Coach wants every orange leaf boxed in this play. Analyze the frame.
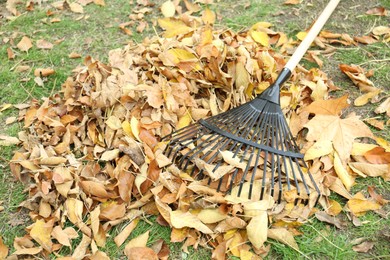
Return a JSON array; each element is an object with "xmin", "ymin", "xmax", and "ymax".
[
  {"xmin": 302, "ymin": 95, "xmax": 349, "ymax": 116},
  {"xmin": 34, "ymin": 68, "xmax": 55, "ymax": 77},
  {"xmin": 0, "ymin": 236, "xmax": 8, "ymax": 259},
  {"xmin": 366, "ymin": 7, "xmax": 388, "ymax": 16},
  {"xmin": 364, "ymin": 147, "xmax": 390, "ymax": 164},
  {"xmin": 7, "ymin": 47, "xmax": 15, "ymax": 59}
]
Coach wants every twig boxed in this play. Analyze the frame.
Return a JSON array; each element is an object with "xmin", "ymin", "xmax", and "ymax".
[
  {"xmin": 359, "ymin": 58, "xmax": 390, "ymax": 66},
  {"xmin": 307, "ymin": 224, "xmax": 344, "ymax": 251}
]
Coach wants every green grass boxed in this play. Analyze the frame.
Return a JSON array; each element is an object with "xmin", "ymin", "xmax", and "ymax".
[{"xmin": 1, "ymin": 0, "xmax": 390, "ymax": 259}]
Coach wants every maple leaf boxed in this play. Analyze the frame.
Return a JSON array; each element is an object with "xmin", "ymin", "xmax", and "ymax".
[
  {"xmin": 302, "ymin": 94, "xmax": 349, "ymax": 116},
  {"xmin": 304, "ymin": 114, "xmax": 374, "ymax": 163}
]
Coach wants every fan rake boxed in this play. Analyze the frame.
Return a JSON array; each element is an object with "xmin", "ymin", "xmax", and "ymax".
[{"xmin": 163, "ymin": 0, "xmax": 340, "ymax": 205}]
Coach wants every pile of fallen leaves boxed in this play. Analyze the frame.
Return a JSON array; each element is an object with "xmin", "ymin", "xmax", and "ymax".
[{"xmin": 1, "ymin": 1, "xmax": 390, "ymax": 259}]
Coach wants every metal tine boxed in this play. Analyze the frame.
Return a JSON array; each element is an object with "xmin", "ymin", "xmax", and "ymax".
[
  {"xmin": 165, "ymin": 124, "xmax": 202, "ymax": 157},
  {"xmin": 220, "ymin": 108, "xmax": 264, "ymax": 194},
  {"xmin": 273, "ymin": 112, "xmax": 283, "ymax": 204},
  {"xmin": 237, "ymin": 153, "xmax": 254, "ymax": 197},
  {"xmin": 175, "ymin": 106, "xmax": 249, "ymax": 169},
  {"xmin": 294, "ymin": 157, "xmax": 311, "ymax": 205},
  {"xmin": 246, "ymin": 103, "xmax": 273, "ymax": 199},
  {"xmin": 168, "ymin": 125, "xmax": 210, "ymax": 161}
]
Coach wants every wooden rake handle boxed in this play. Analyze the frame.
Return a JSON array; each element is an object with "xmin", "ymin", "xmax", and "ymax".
[{"xmin": 284, "ymin": 0, "xmax": 340, "ymax": 72}]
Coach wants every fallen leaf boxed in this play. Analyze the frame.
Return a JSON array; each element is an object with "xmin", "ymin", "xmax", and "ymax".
[
  {"xmin": 158, "ymin": 18, "xmax": 193, "ymax": 38},
  {"xmin": 334, "ymin": 150, "xmax": 355, "ymax": 191},
  {"xmin": 202, "ymin": 7, "xmax": 216, "ymax": 25},
  {"xmin": 268, "ymin": 228, "xmax": 299, "ymax": 251},
  {"xmin": 375, "ymin": 97, "xmax": 390, "ymax": 116},
  {"xmin": 100, "ymin": 149, "xmax": 120, "ymax": 161},
  {"xmin": 36, "ymin": 39, "xmax": 54, "ymax": 49},
  {"xmin": 363, "ymin": 147, "xmax": 390, "ymax": 164},
  {"xmin": 246, "ymin": 211, "xmax": 268, "ymax": 249},
  {"xmin": 315, "ymin": 211, "xmax": 347, "ymax": 229},
  {"xmin": 69, "ymin": 2, "xmax": 84, "ymax": 13},
  {"xmin": 347, "ymin": 192, "xmax": 381, "ymax": 216},
  {"xmin": 304, "ymin": 139, "xmax": 333, "ymax": 161},
  {"xmin": 7, "ymin": 47, "xmax": 15, "ymax": 59},
  {"xmin": 72, "ymin": 234, "xmax": 91, "ymax": 260},
  {"xmin": 161, "ymin": 0, "xmax": 175, "ymax": 18},
  {"xmin": 352, "ymin": 241, "xmax": 375, "ymax": 252},
  {"xmin": 170, "ymin": 210, "xmax": 213, "ymax": 234},
  {"xmin": 125, "ymin": 247, "xmax": 158, "ymax": 260},
  {"xmin": 0, "ymin": 236, "xmax": 8, "ymax": 259},
  {"xmin": 284, "ymin": 0, "xmax": 301, "ymax": 4},
  {"xmin": 12, "ymin": 247, "xmax": 42, "ymax": 256},
  {"xmin": 124, "ymin": 231, "xmax": 149, "ymax": 252},
  {"xmin": 366, "ymin": 7, "xmax": 387, "ymax": 16},
  {"xmin": 30, "ymin": 219, "xmax": 54, "ymax": 252},
  {"xmin": 69, "ymin": 52, "xmax": 82, "ymax": 58},
  {"xmin": 114, "ymin": 218, "xmax": 139, "ymax": 247},
  {"xmin": 197, "ymin": 208, "xmax": 227, "ymax": 224},
  {"xmin": 34, "ymin": 68, "xmax": 55, "ymax": 77},
  {"xmin": 302, "ymin": 95, "xmax": 349, "ymax": 116},
  {"xmin": 17, "ymin": 36, "xmax": 33, "ymax": 52},
  {"xmin": 304, "ymin": 114, "xmax": 374, "ymax": 164}
]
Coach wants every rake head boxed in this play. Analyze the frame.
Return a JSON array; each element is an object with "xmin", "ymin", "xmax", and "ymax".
[{"xmin": 163, "ymin": 82, "xmax": 321, "ymax": 206}]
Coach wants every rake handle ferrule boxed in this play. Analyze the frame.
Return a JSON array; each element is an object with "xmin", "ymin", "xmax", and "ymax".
[{"xmin": 256, "ymin": 68, "xmax": 291, "ymax": 104}]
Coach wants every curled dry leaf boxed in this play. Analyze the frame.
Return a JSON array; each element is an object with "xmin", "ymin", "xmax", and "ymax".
[
  {"xmin": 267, "ymin": 228, "xmax": 299, "ymax": 251},
  {"xmin": 170, "ymin": 210, "xmax": 213, "ymax": 234},
  {"xmin": 34, "ymin": 68, "xmax": 55, "ymax": 77},
  {"xmin": 246, "ymin": 211, "xmax": 268, "ymax": 249},
  {"xmin": 352, "ymin": 241, "xmax": 375, "ymax": 253},
  {"xmin": 366, "ymin": 6, "xmax": 388, "ymax": 16}
]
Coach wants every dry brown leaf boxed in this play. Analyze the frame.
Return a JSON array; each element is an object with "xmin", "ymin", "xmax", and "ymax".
[
  {"xmin": 158, "ymin": 18, "xmax": 193, "ymax": 38},
  {"xmin": 93, "ymin": 0, "xmax": 105, "ymax": 6},
  {"xmin": 69, "ymin": 52, "xmax": 82, "ymax": 58},
  {"xmin": 315, "ymin": 211, "xmax": 347, "ymax": 229},
  {"xmin": 302, "ymin": 95, "xmax": 349, "ymax": 116},
  {"xmin": 363, "ymin": 147, "xmax": 390, "ymax": 164},
  {"xmin": 124, "ymin": 231, "xmax": 150, "ymax": 253},
  {"xmin": 114, "ymin": 219, "xmax": 139, "ymax": 247},
  {"xmin": 36, "ymin": 39, "xmax": 54, "ymax": 49},
  {"xmin": 125, "ymin": 247, "xmax": 159, "ymax": 260},
  {"xmin": 375, "ymin": 97, "xmax": 390, "ymax": 116},
  {"xmin": 366, "ymin": 6, "xmax": 388, "ymax": 16},
  {"xmin": 72, "ymin": 234, "xmax": 91, "ymax": 260},
  {"xmin": 0, "ymin": 236, "xmax": 8, "ymax": 259},
  {"xmin": 12, "ymin": 247, "xmax": 42, "ymax": 256},
  {"xmin": 34, "ymin": 68, "xmax": 55, "ymax": 77},
  {"xmin": 69, "ymin": 2, "xmax": 84, "ymax": 13},
  {"xmin": 283, "ymin": 0, "xmax": 301, "ymax": 4},
  {"xmin": 202, "ymin": 7, "xmax": 216, "ymax": 25},
  {"xmin": 7, "ymin": 47, "xmax": 15, "ymax": 60},
  {"xmin": 17, "ymin": 36, "xmax": 33, "ymax": 52},
  {"xmin": 352, "ymin": 241, "xmax": 375, "ymax": 252},
  {"xmin": 305, "ymin": 114, "xmax": 374, "ymax": 164},
  {"xmin": 197, "ymin": 208, "xmax": 227, "ymax": 224}
]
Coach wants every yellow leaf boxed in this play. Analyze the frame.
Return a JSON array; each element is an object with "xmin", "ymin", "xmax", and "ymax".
[
  {"xmin": 197, "ymin": 209, "xmax": 227, "ymax": 224},
  {"xmin": 334, "ymin": 151, "xmax": 355, "ymax": 191},
  {"xmin": 296, "ymin": 31, "xmax": 307, "ymax": 41},
  {"xmin": 304, "ymin": 139, "xmax": 333, "ymax": 161},
  {"xmin": 170, "ymin": 210, "xmax": 213, "ymax": 234},
  {"xmin": 251, "ymin": 30, "xmax": 269, "ymax": 47},
  {"xmin": 251, "ymin": 22, "xmax": 273, "ymax": 30},
  {"xmin": 158, "ymin": 18, "xmax": 193, "ymax": 38},
  {"xmin": 177, "ymin": 109, "xmax": 192, "ymax": 129},
  {"xmin": 122, "ymin": 120, "xmax": 134, "ymax": 138},
  {"xmin": 347, "ymin": 192, "xmax": 381, "ymax": 216},
  {"xmin": 243, "ymin": 200, "xmax": 273, "ymax": 217},
  {"xmin": 349, "ymin": 162, "xmax": 388, "ymax": 178},
  {"xmin": 235, "ymin": 61, "xmax": 250, "ymax": 89},
  {"xmin": 161, "ymin": 0, "xmax": 175, "ymax": 18},
  {"xmin": 130, "ymin": 117, "xmax": 141, "ymax": 141},
  {"xmin": 268, "ymin": 228, "xmax": 299, "ymax": 251},
  {"xmin": 246, "ymin": 211, "xmax": 268, "ymax": 249},
  {"xmin": 202, "ymin": 7, "xmax": 216, "ymax": 24},
  {"xmin": 30, "ymin": 219, "xmax": 53, "ymax": 252},
  {"xmin": 327, "ymin": 199, "xmax": 343, "ymax": 216},
  {"xmin": 166, "ymin": 48, "xmax": 198, "ymax": 63},
  {"xmin": 354, "ymin": 89, "xmax": 381, "ymax": 106},
  {"xmin": 351, "ymin": 142, "xmax": 378, "ymax": 156}
]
